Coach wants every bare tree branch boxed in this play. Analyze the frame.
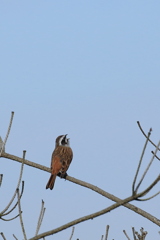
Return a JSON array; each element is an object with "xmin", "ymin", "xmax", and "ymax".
[
  {"xmin": 17, "ymin": 188, "xmax": 27, "ymax": 240},
  {"xmin": 0, "ymin": 137, "xmax": 5, "ymax": 157},
  {"xmin": 0, "ymin": 213, "xmax": 21, "ymax": 221},
  {"xmin": 0, "ymin": 174, "xmax": 3, "ymax": 187},
  {"xmin": 1, "ymin": 151, "xmax": 160, "ymax": 226},
  {"xmin": 13, "ymin": 234, "xmax": 18, "ymax": 240},
  {"xmin": 35, "ymin": 200, "xmax": 46, "ymax": 236},
  {"xmin": 132, "ymin": 227, "xmax": 137, "ymax": 240},
  {"xmin": 137, "ymin": 121, "xmax": 160, "ymax": 151},
  {"xmin": 135, "ymin": 141, "xmax": 160, "ymax": 194},
  {"xmin": 134, "ymin": 227, "xmax": 148, "ymax": 240},
  {"xmin": 132, "ymin": 128, "xmax": 151, "ymax": 194},
  {"xmin": 0, "ymin": 151, "xmax": 25, "ymax": 215},
  {"xmin": 136, "ymin": 175, "xmax": 160, "ymax": 199},
  {"xmin": 0, "ymin": 111, "xmax": 14, "ymax": 157},
  {"xmin": 2, "ymin": 181, "xmax": 24, "ymax": 217},
  {"xmin": 100, "ymin": 235, "xmax": 104, "ymax": 240},
  {"xmin": 69, "ymin": 227, "xmax": 75, "ymax": 240},
  {"xmin": 151, "ymin": 151, "xmax": 160, "ymax": 161},
  {"xmin": 28, "ymin": 179, "xmax": 160, "ymax": 240},
  {"xmin": 136, "ymin": 191, "xmax": 160, "ymax": 201},
  {"xmin": 104, "ymin": 225, "xmax": 109, "ymax": 240},
  {"xmin": 0, "ymin": 232, "xmax": 7, "ymax": 240},
  {"xmin": 1, "ymin": 152, "xmax": 49, "ymax": 172},
  {"xmin": 123, "ymin": 230, "xmax": 131, "ymax": 240}
]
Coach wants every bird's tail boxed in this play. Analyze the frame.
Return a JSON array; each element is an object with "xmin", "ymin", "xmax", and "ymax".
[{"xmin": 46, "ymin": 174, "xmax": 56, "ymax": 190}]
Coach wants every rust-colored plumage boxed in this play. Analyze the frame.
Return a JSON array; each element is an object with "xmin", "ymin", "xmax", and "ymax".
[{"xmin": 46, "ymin": 135, "xmax": 73, "ymax": 190}]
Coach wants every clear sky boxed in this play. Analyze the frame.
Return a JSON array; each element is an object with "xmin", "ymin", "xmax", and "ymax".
[{"xmin": 0, "ymin": 1, "xmax": 160, "ymax": 239}]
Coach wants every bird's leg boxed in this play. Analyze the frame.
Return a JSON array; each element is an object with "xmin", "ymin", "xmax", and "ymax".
[{"xmin": 58, "ymin": 172, "xmax": 68, "ymax": 179}]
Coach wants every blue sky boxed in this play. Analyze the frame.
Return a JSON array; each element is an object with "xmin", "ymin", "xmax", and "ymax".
[{"xmin": 0, "ymin": 1, "xmax": 160, "ymax": 239}]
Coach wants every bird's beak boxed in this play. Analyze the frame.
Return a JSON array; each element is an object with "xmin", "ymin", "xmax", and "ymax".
[{"xmin": 64, "ymin": 134, "xmax": 68, "ymax": 143}]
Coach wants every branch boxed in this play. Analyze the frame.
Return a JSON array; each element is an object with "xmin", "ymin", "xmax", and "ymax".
[
  {"xmin": 69, "ymin": 227, "xmax": 75, "ymax": 240},
  {"xmin": 28, "ymin": 182, "xmax": 159, "ymax": 240},
  {"xmin": 151, "ymin": 151, "xmax": 160, "ymax": 161},
  {"xmin": 132, "ymin": 128, "xmax": 152, "ymax": 194},
  {"xmin": 1, "ymin": 152, "xmax": 50, "ymax": 172},
  {"xmin": 0, "ymin": 213, "xmax": 21, "ymax": 221},
  {"xmin": 2, "ymin": 181, "xmax": 24, "ymax": 217},
  {"xmin": 0, "ymin": 174, "xmax": 3, "ymax": 187},
  {"xmin": 132, "ymin": 227, "xmax": 136, "ymax": 240},
  {"xmin": 134, "ymin": 227, "xmax": 148, "ymax": 239},
  {"xmin": 1, "ymin": 152, "xmax": 160, "ymax": 226},
  {"xmin": 17, "ymin": 188, "xmax": 27, "ymax": 240},
  {"xmin": 123, "ymin": 230, "xmax": 131, "ymax": 240},
  {"xmin": 104, "ymin": 225, "xmax": 109, "ymax": 240},
  {"xmin": 135, "ymin": 141, "xmax": 160, "ymax": 194},
  {"xmin": 13, "ymin": 234, "xmax": 18, "ymax": 240},
  {"xmin": 0, "ymin": 111, "xmax": 14, "ymax": 156},
  {"xmin": 35, "ymin": 200, "xmax": 46, "ymax": 236},
  {"xmin": 135, "ymin": 175, "xmax": 160, "ymax": 199},
  {"xmin": 137, "ymin": 121, "xmax": 160, "ymax": 150},
  {"xmin": 136, "ymin": 191, "xmax": 160, "ymax": 201},
  {"xmin": 0, "ymin": 151, "xmax": 25, "ymax": 215},
  {"xmin": 0, "ymin": 232, "xmax": 7, "ymax": 240}
]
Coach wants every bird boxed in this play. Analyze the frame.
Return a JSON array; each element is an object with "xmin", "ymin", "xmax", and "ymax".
[{"xmin": 46, "ymin": 134, "xmax": 73, "ymax": 190}]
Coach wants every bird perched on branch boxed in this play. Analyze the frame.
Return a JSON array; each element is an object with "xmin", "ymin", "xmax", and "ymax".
[{"xmin": 46, "ymin": 134, "xmax": 73, "ymax": 190}]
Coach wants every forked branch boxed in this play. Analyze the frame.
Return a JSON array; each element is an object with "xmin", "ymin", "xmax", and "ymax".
[
  {"xmin": 132, "ymin": 123, "xmax": 160, "ymax": 201},
  {"xmin": 28, "ymin": 175, "xmax": 159, "ymax": 240},
  {"xmin": 0, "ymin": 151, "xmax": 26, "ymax": 219}
]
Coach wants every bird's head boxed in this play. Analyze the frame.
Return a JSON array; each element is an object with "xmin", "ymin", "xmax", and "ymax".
[{"xmin": 55, "ymin": 134, "xmax": 70, "ymax": 147}]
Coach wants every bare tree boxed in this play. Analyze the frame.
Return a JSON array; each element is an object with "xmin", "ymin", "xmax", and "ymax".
[{"xmin": 0, "ymin": 112, "xmax": 159, "ymax": 239}]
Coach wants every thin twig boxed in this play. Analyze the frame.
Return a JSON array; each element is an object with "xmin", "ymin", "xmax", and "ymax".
[
  {"xmin": 13, "ymin": 234, "xmax": 18, "ymax": 240},
  {"xmin": 0, "ymin": 232, "xmax": 7, "ymax": 240},
  {"xmin": 123, "ymin": 230, "xmax": 131, "ymax": 240},
  {"xmin": 69, "ymin": 227, "xmax": 75, "ymax": 240},
  {"xmin": 2, "ymin": 181, "xmax": 24, "ymax": 216},
  {"xmin": 136, "ymin": 191, "xmax": 160, "ymax": 201},
  {"xmin": 0, "ymin": 233, "xmax": 7, "ymax": 240},
  {"xmin": 0, "ymin": 151, "xmax": 26, "ymax": 215},
  {"xmin": 137, "ymin": 121, "xmax": 160, "ymax": 150},
  {"xmin": 104, "ymin": 225, "xmax": 109, "ymax": 240},
  {"xmin": 132, "ymin": 128, "xmax": 152, "ymax": 194},
  {"xmin": 140, "ymin": 227, "xmax": 148, "ymax": 239},
  {"xmin": 35, "ymin": 200, "xmax": 46, "ymax": 236},
  {"xmin": 0, "ymin": 137, "xmax": 5, "ymax": 155},
  {"xmin": 137, "ymin": 174, "xmax": 160, "ymax": 199},
  {"xmin": 0, "ymin": 111, "xmax": 14, "ymax": 156},
  {"xmin": 135, "ymin": 141, "xmax": 160, "ymax": 193},
  {"xmin": 0, "ymin": 213, "xmax": 21, "ymax": 221},
  {"xmin": 0, "ymin": 174, "xmax": 3, "ymax": 187},
  {"xmin": 132, "ymin": 227, "xmax": 136, "ymax": 240},
  {"xmin": 134, "ymin": 227, "xmax": 148, "ymax": 240},
  {"xmin": 151, "ymin": 151, "xmax": 160, "ymax": 161},
  {"xmin": 17, "ymin": 188, "xmax": 27, "ymax": 240}
]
